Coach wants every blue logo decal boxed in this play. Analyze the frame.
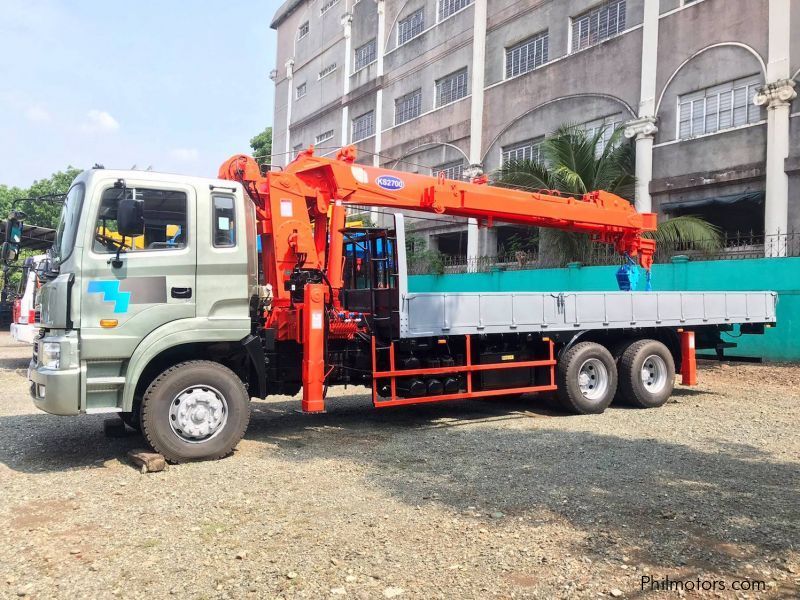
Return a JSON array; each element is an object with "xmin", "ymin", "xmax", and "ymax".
[
  {"xmin": 376, "ymin": 175, "xmax": 405, "ymax": 191},
  {"xmin": 87, "ymin": 280, "xmax": 130, "ymax": 314}
]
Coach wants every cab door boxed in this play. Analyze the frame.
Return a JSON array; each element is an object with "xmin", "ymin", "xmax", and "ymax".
[{"xmin": 80, "ymin": 178, "xmax": 197, "ymax": 360}]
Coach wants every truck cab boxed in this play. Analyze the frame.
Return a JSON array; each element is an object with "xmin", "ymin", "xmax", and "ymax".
[{"xmin": 29, "ymin": 168, "xmax": 258, "ymax": 442}]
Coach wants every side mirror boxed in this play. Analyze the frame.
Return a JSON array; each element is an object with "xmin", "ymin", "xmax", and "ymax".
[
  {"xmin": 2, "ymin": 212, "xmax": 25, "ymax": 265},
  {"xmin": 1, "ymin": 242, "xmax": 19, "ymax": 265},
  {"xmin": 117, "ymin": 198, "xmax": 145, "ymax": 237}
]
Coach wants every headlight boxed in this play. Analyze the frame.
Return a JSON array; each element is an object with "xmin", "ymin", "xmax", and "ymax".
[{"xmin": 41, "ymin": 342, "xmax": 60, "ymax": 369}]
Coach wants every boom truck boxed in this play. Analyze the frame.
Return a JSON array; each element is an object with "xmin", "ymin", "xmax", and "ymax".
[{"xmin": 19, "ymin": 146, "xmax": 776, "ymax": 462}]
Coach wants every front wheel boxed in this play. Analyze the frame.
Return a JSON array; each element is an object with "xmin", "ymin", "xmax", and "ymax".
[{"xmin": 141, "ymin": 360, "xmax": 251, "ymax": 463}]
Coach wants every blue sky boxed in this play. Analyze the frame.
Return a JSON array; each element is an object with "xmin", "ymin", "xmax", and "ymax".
[{"xmin": 0, "ymin": 0, "xmax": 279, "ymax": 187}]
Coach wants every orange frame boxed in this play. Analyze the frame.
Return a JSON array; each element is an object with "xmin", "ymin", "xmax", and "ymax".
[{"xmin": 370, "ymin": 335, "xmax": 558, "ymax": 408}]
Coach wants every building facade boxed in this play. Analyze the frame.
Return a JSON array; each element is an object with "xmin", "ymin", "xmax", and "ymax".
[{"xmin": 270, "ymin": 0, "xmax": 799, "ymax": 258}]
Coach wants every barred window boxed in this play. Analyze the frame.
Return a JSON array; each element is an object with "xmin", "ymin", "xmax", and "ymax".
[
  {"xmin": 352, "ymin": 111, "xmax": 375, "ymax": 142},
  {"xmin": 354, "ymin": 39, "xmax": 377, "ymax": 71},
  {"xmin": 295, "ymin": 82, "xmax": 306, "ymax": 99},
  {"xmin": 320, "ymin": 0, "xmax": 340, "ymax": 14},
  {"xmin": 581, "ymin": 114, "xmax": 624, "ymax": 156},
  {"xmin": 395, "ymin": 89, "xmax": 422, "ymax": 125},
  {"xmin": 318, "ymin": 63, "xmax": 337, "ymax": 79},
  {"xmin": 433, "ymin": 160, "xmax": 465, "ymax": 180},
  {"xmin": 398, "ymin": 8, "xmax": 424, "ymax": 45},
  {"xmin": 501, "ymin": 138, "xmax": 544, "ymax": 166},
  {"xmin": 505, "ymin": 31, "xmax": 549, "ymax": 79},
  {"xmin": 678, "ymin": 76, "xmax": 764, "ymax": 139},
  {"xmin": 571, "ymin": 0, "xmax": 626, "ymax": 52},
  {"xmin": 298, "ymin": 21, "xmax": 309, "ymax": 39},
  {"xmin": 438, "ymin": 0, "xmax": 473, "ymax": 21},
  {"xmin": 315, "ymin": 129, "xmax": 334, "ymax": 144},
  {"xmin": 435, "ymin": 68, "xmax": 468, "ymax": 107}
]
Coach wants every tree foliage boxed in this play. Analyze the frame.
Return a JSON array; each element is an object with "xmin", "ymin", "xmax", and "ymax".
[
  {"xmin": 250, "ymin": 127, "xmax": 273, "ymax": 168},
  {"xmin": 493, "ymin": 125, "xmax": 721, "ymax": 266},
  {"xmin": 0, "ymin": 167, "xmax": 82, "ymax": 230}
]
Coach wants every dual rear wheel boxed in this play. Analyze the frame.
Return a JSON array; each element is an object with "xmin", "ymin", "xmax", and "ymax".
[{"xmin": 555, "ymin": 339, "xmax": 675, "ymax": 414}]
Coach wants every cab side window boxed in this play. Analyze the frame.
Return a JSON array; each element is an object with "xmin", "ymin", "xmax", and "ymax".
[
  {"xmin": 212, "ymin": 195, "xmax": 236, "ymax": 248},
  {"xmin": 94, "ymin": 187, "xmax": 187, "ymax": 253}
]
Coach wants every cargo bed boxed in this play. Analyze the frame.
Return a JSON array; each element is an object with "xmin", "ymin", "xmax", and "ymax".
[{"xmin": 399, "ymin": 291, "xmax": 777, "ymax": 338}]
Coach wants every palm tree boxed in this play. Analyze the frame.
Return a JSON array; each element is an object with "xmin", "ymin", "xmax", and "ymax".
[{"xmin": 494, "ymin": 125, "xmax": 722, "ymax": 267}]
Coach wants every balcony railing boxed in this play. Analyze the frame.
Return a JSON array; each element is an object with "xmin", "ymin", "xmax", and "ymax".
[{"xmin": 407, "ymin": 231, "xmax": 800, "ymax": 275}]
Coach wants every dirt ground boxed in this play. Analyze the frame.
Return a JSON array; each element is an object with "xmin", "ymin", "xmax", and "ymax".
[{"xmin": 0, "ymin": 333, "xmax": 797, "ymax": 599}]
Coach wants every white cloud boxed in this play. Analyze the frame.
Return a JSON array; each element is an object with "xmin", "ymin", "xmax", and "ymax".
[
  {"xmin": 170, "ymin": 148, "xmax": 199, "ymax": 161},
  {"xmin": 24, "ymin": 105, "xmax": 50, "ymax": 122},
  {"xmin": 83, "ymin": 109, "xmax": 119, "ymax": 133}
]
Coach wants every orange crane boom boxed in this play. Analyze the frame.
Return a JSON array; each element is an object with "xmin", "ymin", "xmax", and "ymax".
[{"xmin": 220, "ymin": 145, "xmax": 656, "ymax": 302}]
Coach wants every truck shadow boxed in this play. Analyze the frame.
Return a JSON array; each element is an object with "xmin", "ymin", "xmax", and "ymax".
[
  {"xmin": 246, "ymin": 394, "xmax": 799, "ymax": 581},
  {"xmin": 1, "ymin": 391, "xmax": 797, "ymax": 582},
  {"xmin": 0, "ymin": 356, "xmax": 32, "ymax": 370}
]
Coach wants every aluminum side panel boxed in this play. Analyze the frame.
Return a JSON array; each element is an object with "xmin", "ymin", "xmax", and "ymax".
[{"xmin": 400, "ymin": 291, "xmax": 777, "ymax": 338}]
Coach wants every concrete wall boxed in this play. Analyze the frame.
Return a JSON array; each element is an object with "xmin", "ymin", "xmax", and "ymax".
[
  {"xmin": 484, "ymin": 95, "xmax": 632, "ymax": 171},
  {"xmin": 409, "ymin": 257, "xmax": 800, "ymax": 361},
  {"xmin": 383, "ymin": 44, "xmax": 473, "ymax": 132},
  {"xmin": 789, "ymin": 114, "xmax": 800, "ymax": 231},
  {"xmin": 654, "ymin": 0, "xmax": 768, "ymax": 102},
  {"xmin": 270, "ymin": 0, "xmax": 792, "ymax": 253},
  {"xmin": 652, "ymin": 126, "xmax": 767, "ymax": 184},
  {"xmin": 649, "ymin": 2, "xmax": 771, "ymax": 226},
  {"xmin": 655, "ymin": 45, "xmax": 766, "ymax": 145},
  {"xmin": 482, "ymin": 29, "xmax": 642, "ymax": 155}
]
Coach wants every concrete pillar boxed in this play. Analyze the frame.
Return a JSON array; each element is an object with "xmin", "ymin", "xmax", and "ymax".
[
  {"xmin": 479, "ymin": 225, "xmax": 497, "ymax": 257},
  {"xmin": 755, "ymin": 0, "xmax": 796, "ymax": 256},
  {"xmin": 468, "ymin": 0, "xmax": 487, "ymax": 175},
  {"xmin": 373, "ymin": 0, "xmax": 385, "ymax": 168},
  {"xmin": 284, "ymin": 58, "xmax": 294, "ymax": 166},
  {"xmin": 624, "ymin": 0, "xmax": 659, "ymax": 213},
  {"xmin": 755, "ymin": 79, "xmax": 797, "ymax": 255},
  {"xmin": 341, "ymin": 12, "xmax": 353, "ymax": 147},
  {"xmin": 466, "ymin": 218, "xmax": 479, "ymax": 273},
  {"xmin": 465, "ymin": 0, "xmax": 487, "ymax": 269},
  {"xmin": 623, "ymin": 117, "xmax": 658, "ymax": 213}
]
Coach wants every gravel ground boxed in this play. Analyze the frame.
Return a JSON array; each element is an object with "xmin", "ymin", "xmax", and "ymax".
[{"xmin": 0, "ymin": 332, "xmax": 798, "ymax": 599}]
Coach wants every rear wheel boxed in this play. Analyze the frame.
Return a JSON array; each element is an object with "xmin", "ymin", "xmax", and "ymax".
[
  {"xmin": 617, "ymin": 339, "xmax": 675, "ymax": 408},
  {"xmin": 556, "ymin": 342, "xmax": 618, "ymax": 414},
  {"xmin": 141, "ymin": 360, "xmax": 251, "ymax": 463}
]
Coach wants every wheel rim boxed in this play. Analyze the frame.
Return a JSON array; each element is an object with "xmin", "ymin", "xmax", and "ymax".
[
  {"xmin": 641, "ymin": 354, "xmax": 668, "ymax": 394},
  {"xmin": 168, "ymin": 385, "xmax": 228, "ymax": 443},
  {"xmin": 577, "ymin": 358, "xmax": 609, "ymax": 401}
]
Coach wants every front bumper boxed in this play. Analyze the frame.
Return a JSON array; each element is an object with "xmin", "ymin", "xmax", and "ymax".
[{"xmin": 28, "ymin": 334, "xmax": 81, "ymax": 416}]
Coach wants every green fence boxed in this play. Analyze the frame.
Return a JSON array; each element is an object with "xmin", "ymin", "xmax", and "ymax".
[{"xmin": 408, "ymin": 257, "xmax": 799, "ymax": 362}]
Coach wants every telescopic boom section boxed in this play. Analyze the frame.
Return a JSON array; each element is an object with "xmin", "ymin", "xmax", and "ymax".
[{"xmin": 219, "ymin": 145, "xmax": 657, "ymax": 309}]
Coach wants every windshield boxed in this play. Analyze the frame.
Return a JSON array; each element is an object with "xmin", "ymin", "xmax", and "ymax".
[{"xmin": 52, "ymin": 182, "xmax": 85, "ymax": 265}]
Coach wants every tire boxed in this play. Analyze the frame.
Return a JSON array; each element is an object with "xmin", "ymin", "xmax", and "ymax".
[
  {"xmin": 556, "ymin": 342, "xmax": 618, "ymax": 414},
  {"xmin": 141, "ymin": 360, "xmax": 251, "ymax": 463},
  {"xmin": 617, "ymin": 339, "xmax": 675, "ymax": 408}
]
